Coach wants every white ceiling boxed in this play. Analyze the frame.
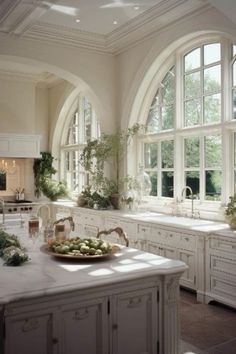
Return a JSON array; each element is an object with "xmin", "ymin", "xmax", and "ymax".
[
  {"xmin": 39, "ymin": 0, "xmax": 161, "ymax": 35},
  {"xmin": 0, "ymin": 0, "xmax": 209, "ymax": 52},
  {"xmin": 0, "ymin": 0, "xmax": 236, "ymax": 77}
]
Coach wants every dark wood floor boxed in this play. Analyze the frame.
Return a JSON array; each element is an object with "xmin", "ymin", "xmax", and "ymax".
[{"xmin": 180, "ymin": 289, "xmax": 236, "ymax": 354}]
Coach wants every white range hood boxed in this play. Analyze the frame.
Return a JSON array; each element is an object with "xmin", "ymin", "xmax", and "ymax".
[{"xmin": 0, "ymin": 134, "xmax": 41, "ymax": 158}]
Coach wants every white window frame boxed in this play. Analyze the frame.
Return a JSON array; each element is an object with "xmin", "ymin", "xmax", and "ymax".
[
  {"xmin": 60, "ymin": 94, "xmax": 99, "ymax": 196},
  {"xmin": 137, "ymin": 36, "xmax": 236, "ymax": 220}
]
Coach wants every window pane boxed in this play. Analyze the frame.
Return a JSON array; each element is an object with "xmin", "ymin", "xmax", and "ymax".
[
  {"xmin": 161, "ymin": 140, "xmax": 174, "ymax": 168},
  {"xmin": 162, "ymin": 105, "xmax": 174, "ymax": 130},
  {"xmin": 185, "ymin": 171, "xmax": 199, "ymax": 197},
  {"xmin": 184, "ymin": 71, "xmax": 201, "ymax": 98},
  {"xmin": 205, "ymin": 135, "xmax": 222, "ymax": 168},
  {"xmin": 146, "ymin": 94, "xmax": 160, "ymax": 133},
  {"xmin": 162, "ymin": 172, "xmax": 173, "ymax": 197},
  {"xmin": 205, "ymin": 170, "xmax": 221, "ymax": 200},
  {"xmin": 83, "ymin": 98, "xmax": 92, "ymax": 141},
  {"xmin": 162, "ymin": 69, "xmax": 175, "ymax": 104},
  {"xmin": 233, "ymin": 61, "xmax": 236, "ymax": 86},
  {"xmin": 234, "ymin": 133, "xmax": 236, "ymax": 167},
  {"xmin": 233, "ymin": 90, "xmax": 236, "ymax": 119},
  {"xmin": 144, "ymin": 143, "xmax": 157, "ymax": 168},
  {"xmin": 204, "ymin": 94, "xmax": 221, "ymax": 124},
  {"xmin": 185, "ymin": 137, "xmax": 200, "ymax": 168},
  {"xmin": 184, "ymin": 48, "xmax": 201, "ymax": 72},
  {"xmin": 204, "ymin": 43, "xmax": 221, "ymax": 65},
  {"xmin": 148, "ymin": 172, "xmax": 157, "ymax": 196},
  {"xmin": 184, "ymin": 99, "xmax": 201, "ymax": 126},
  {"xmin": 233, "ymin": 45, "xmax": 236, "ymax": 57},
  {"xmin": 204, "ymin": 65, "xmax": 221, "ymax": 93}
]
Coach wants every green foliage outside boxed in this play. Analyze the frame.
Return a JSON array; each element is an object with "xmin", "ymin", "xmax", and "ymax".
[{"xmin": 145, "ymin": 59, "xmax": 223, "ymax": 201}]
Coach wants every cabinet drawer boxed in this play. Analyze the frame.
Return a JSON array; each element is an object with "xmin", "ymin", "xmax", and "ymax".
[
  {"xmin": 210, "ymin": 275, "xmax": 236, "ymax": 302},
  {"xmin": 179, "ymin": 234, "xmax": 196, "ymax": 251},
  {"xmin": 56, "ymin": 207, "xmax": 71, "ymax": 218},
  {"xmin": 137, "ymin": 224, "xmax": 151, "ymax": 238},
  {"xmin": 210, "ymin": 254, "xmax": 236, "ymax": 278},
  {"xmin": 83, "ymin": 213, "xmax": 102, "ymax": 227},
  {"xmin": 105, "ymin": 218, "xmax": 137, "ymax": 236},
  {"xmin": 84, "ymin": 224, "xmax": 99, "ymax": 237},
  {"xmin": 210, "ymin": 237, "xmax": 236, "ymax": 254},
  {"xmin": 149, "ymin": 227, "xmax": 167, "ymax": 243}
]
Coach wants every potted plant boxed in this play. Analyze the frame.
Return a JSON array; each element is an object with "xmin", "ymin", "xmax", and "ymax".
[
  {"xmin": 79, "ymin": 124, "xmax": 143, "ymax": 209},
  {"xmin": 225, "ymin": 195, "xmax": 236, "ymax": 229}
]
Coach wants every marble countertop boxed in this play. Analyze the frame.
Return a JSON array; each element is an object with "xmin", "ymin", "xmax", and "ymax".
[
  {"xmin": 54, "ymin": 201, "xmax": 233, "ymax": 235},
  {"xmin": 0, "ymin": 227, "xmax": 187, "ymax": 306}
]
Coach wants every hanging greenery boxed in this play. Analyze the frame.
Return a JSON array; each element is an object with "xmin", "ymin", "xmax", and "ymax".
[{"xmin": 33, "ymin": 152, "xmax": 67, "ymax": 201}]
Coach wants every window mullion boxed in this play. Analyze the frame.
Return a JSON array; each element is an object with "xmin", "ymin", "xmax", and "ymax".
[
  {"xmin": 158, "ymin": 142, "xmax": 162, "ymax": 197},
  {"xmin": 200, "ymin": 135, "xmax": 205, "ymax": 202}
]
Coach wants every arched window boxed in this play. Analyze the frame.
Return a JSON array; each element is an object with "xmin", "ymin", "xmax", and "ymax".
[
  {"xmin": 60, "ymin": 94, "xmax": 100, "ymax": 194},
  {"xmin": 139, "ymin": 37, "xmax": 236, "ymax": 217}
]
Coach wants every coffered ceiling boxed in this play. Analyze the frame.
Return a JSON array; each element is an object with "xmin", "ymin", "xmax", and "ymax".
[
  {"xmin": 0, "ymin": 0, "xmax": 235, "ymax": 80},
  {"xmin": 0, "ymin": 0, "xmax": 210, "ymax": 53}
]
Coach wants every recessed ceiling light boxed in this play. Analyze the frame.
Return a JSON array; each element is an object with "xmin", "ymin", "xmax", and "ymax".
[
  {"xmin": 134, "ymin": 6, "xmax": 140, "ymax": 10},
  {"xmin": 113, "ymin": 20, "xmax": 118, "ymax": 25},
  {"xmin": 76, "ymin": 18, "xmax": 80, "ymax": 23}
]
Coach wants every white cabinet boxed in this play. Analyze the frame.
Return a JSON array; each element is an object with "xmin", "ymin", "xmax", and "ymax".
[
  {"xmin": 147, "ymin": 241, "xmax": 177, "ymax": 260},
  {"xmin": 104, "ymin": 216, "xmax": 139, "ymax": 247},
  {"xmin": 4, "ymin": 285, "xmax": 159, "ymax": 354},
  {"xmin": 0, "ymin": 134, "xmax": 41, "ymax": 158},
  {"xmin": 111, "ymin": 287, "xmax": 158, "ymax": 354},
  {"xmin": 178, "ymin": 249, "xmax": 196, "ymax": 289},
  {"xmin": 141, "ymin": 224, "xmax": 197, "ymax": 290},
  {"xmin": 5, "ymin": 308, "xmax": 56, "ymax": 354},
  {"xmin": 205, "ymin": 233, "xmax": 236, "ymax": 308},
  {"xmin": 61, "ymin": 297, "xmax": 108, "ymax": 354},
  {"xmin": 72, "ymin": 209, "xmax": 104, "ymax": 237}
]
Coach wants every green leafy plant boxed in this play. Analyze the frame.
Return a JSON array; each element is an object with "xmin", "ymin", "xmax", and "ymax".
[
  {"xmin": 0, "ymin": 229, "xmax": 29, "ymax": 266},
  {"xmin": 33, "ymin": 152, "xmax": 68, "ymax": 201},
  {"xmin": 225, "ymin": 195, "xmax": 236, "ymax": 217},
  {"xmin": 79, "ymin": 124, "xmax": 144, "ymax": 208}
]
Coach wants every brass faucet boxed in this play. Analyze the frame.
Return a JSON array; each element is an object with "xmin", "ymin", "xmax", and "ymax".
[{"xmin": 181, "ymin": 186, "xmax": 194, "ymax": 218}]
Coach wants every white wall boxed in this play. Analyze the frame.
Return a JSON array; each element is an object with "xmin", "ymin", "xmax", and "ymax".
[{"xmin": 0, "ymin": 75, "xmax": 36, "ymax": 133}]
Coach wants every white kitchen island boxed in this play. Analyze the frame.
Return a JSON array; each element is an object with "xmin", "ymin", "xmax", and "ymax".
[{"xmin": 0, "ymin": 228, "xmax": 187, "ymax": 354}]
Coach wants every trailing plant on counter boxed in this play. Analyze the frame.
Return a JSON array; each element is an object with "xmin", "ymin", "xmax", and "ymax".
[
  {"xmin": 0, "ymin": 229, "xmax": 29, "ymax": 266},
  {"xmin": 33, "ymin": 152, "xmax": 68, "ymax": 201}
]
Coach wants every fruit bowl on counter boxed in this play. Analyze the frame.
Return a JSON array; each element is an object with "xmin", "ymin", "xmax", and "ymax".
[{"xmin": 41, "ymin": 236, "xmax": 120, "ymax": 260}]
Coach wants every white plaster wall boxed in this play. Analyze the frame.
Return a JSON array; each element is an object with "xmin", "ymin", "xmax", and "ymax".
[
  {"xmin": 0, "ymin": 33, "xmax": 116, "ymax": 134},
  {"xmin": 0, "ymin": 76, "xmax": 36, "ymax": 133},
  {"xmin": 35, "ymin": 84, "xmax": 49, "ymax": 151}
]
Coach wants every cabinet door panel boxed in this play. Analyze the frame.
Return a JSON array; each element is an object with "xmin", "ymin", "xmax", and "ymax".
[
  {"xmin": 179, "ymin": 250, "xmax": 196, "ymax": 288},
  {"xmin": 112, "ymin": 288, "xmax": 158, "ymax": 354},
  {"xmin": 61, "ymin": 300, "xmax": 108, "ymax": 354},
  {"xmin": 5, "ymin": 313, "xmax": 54, "ymax": 354}
]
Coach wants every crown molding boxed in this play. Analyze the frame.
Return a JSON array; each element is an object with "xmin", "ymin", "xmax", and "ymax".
[
  {"xmin": 106, "ymin": 0, "xmax": 208, "ymax": 54},
  {"xmin": 24, "ymin": 22, "xmax": 108, "ymax": 54},
  {"xmin": 0, "ymin": 68, "xmax": 64, "ymax": 87},
  {"xmin": 1, "ymin": 0, "xmax": 210, "ymax": 55},
  {"xmin": 0, "ymin": 68, "xmax": 40, "ymax": 82}
]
